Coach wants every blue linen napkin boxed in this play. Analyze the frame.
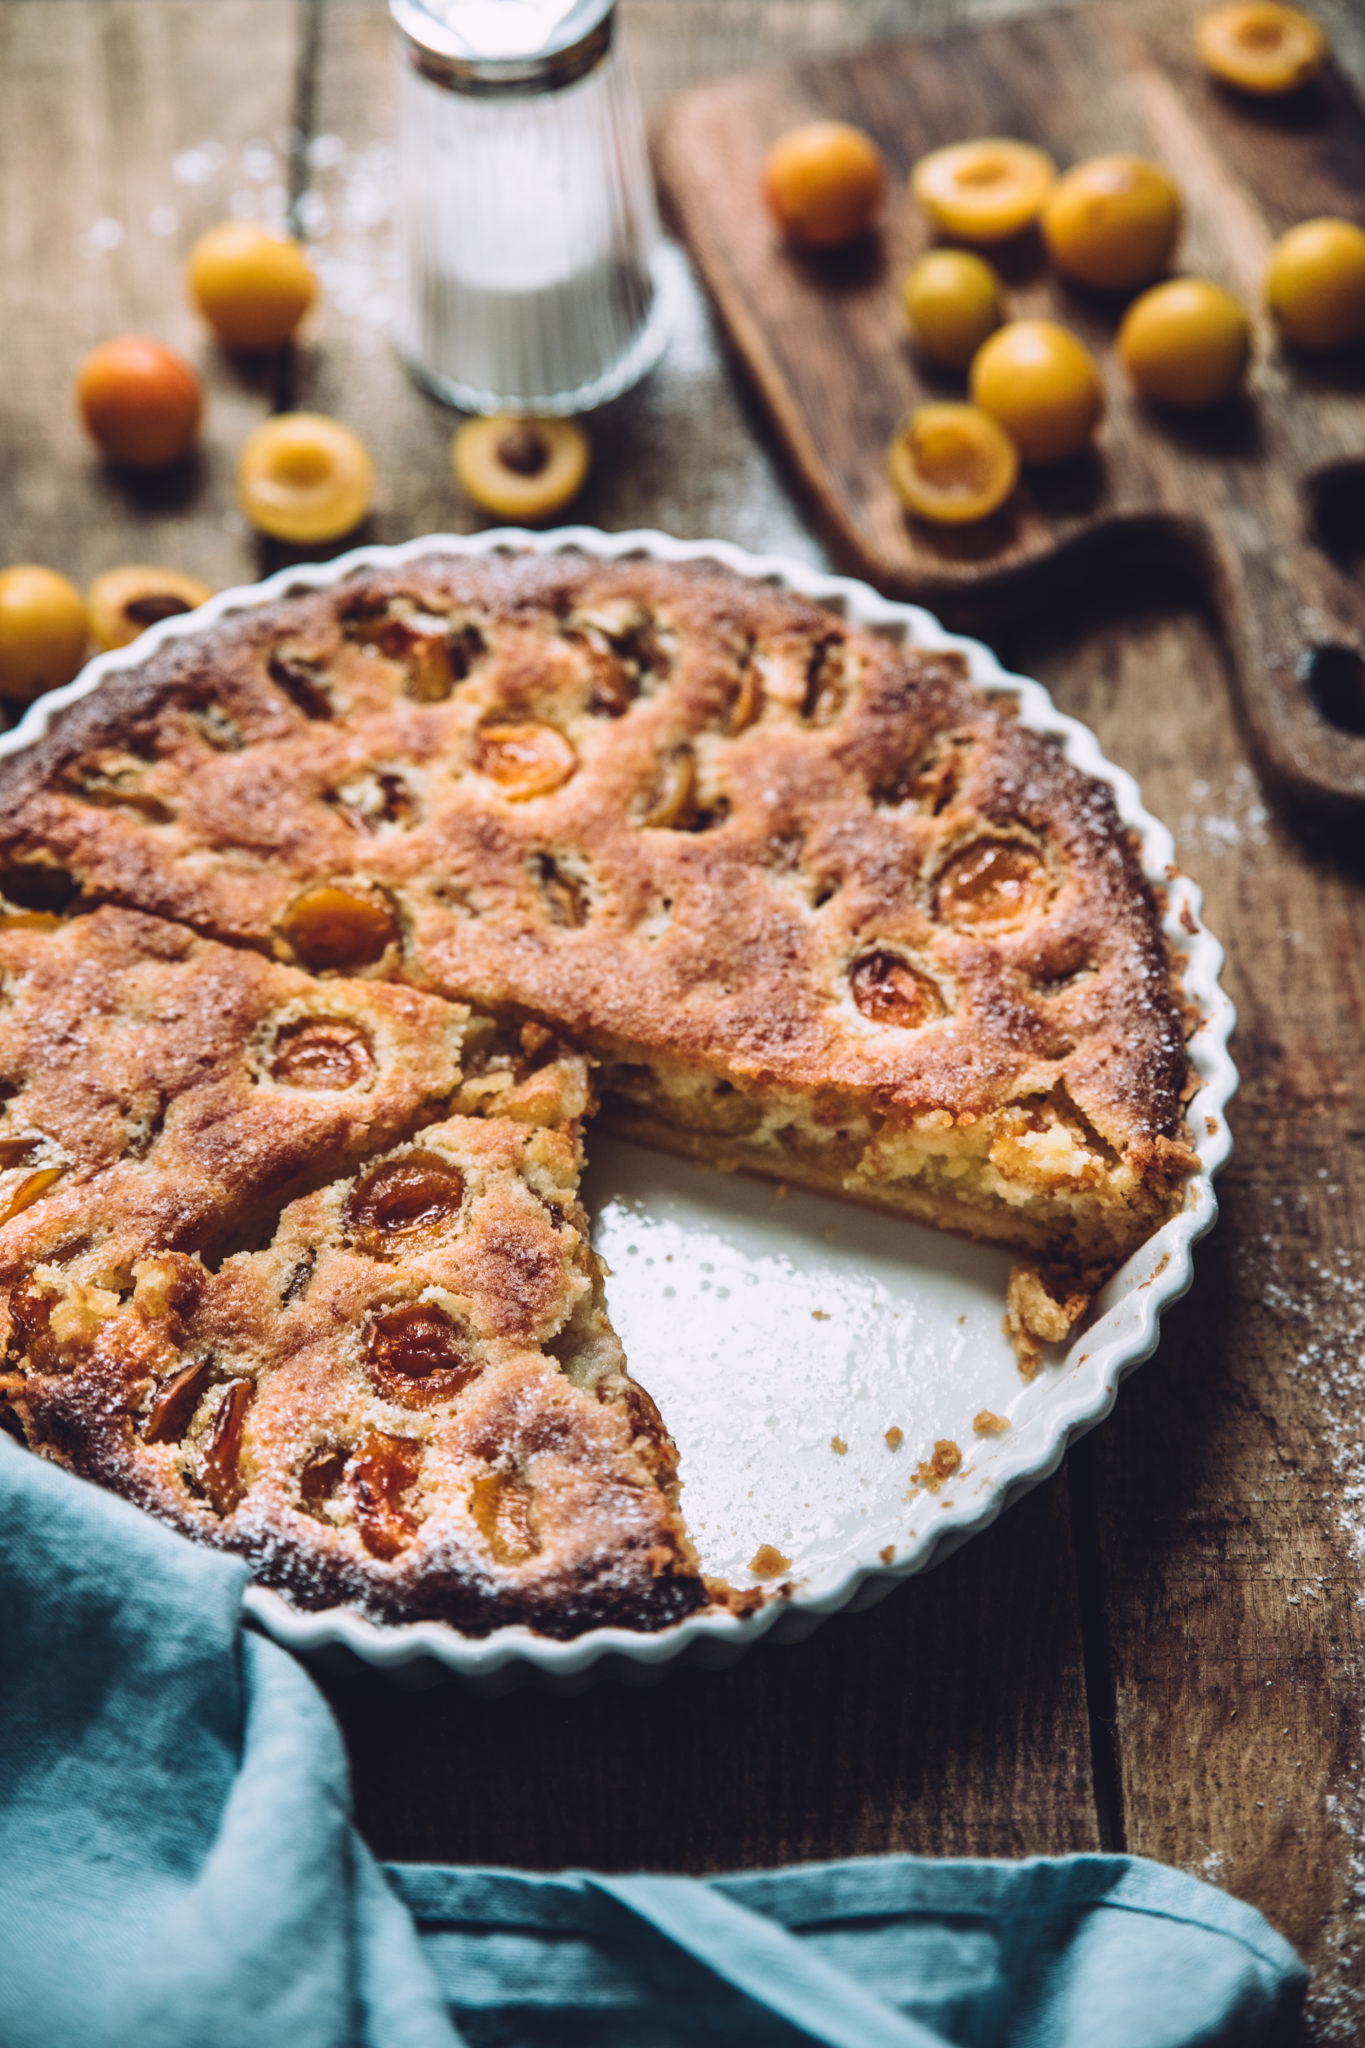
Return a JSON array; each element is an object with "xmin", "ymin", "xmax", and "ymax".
[{"xmin": 0, "ymin": 1433, "xmax": 1306, "ymax": 2048}]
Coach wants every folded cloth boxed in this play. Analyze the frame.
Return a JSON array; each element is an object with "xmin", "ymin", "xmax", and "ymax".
[{"xmin": 0, "ymin": 1435, "xmax": 1306, "ymax": 2048}]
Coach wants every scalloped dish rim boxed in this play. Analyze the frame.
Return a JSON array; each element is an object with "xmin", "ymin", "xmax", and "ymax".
[{"xmin": 0, "ymin": 528, "xmax": 1237, "ymax": 1689}]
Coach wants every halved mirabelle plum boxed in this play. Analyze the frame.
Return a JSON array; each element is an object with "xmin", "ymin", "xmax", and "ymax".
[
  {"xmin": 470, "ymin": 1467, "xmax": 540, "ymax": 1564},
  {"xmin": 76, "ymin": 337, "xmax": 203, "ymax": 468},
  {"xmin": 761, "ymin": 121, "xmax": 888, "ymax": 248},
  {"xmin": 364, "ymin": 1303, "xmax": 480, "ymax": 1408},
  {"xmin": 347, "ymin": 1154, "xmax": 465, "ymax": 1255},
  {"xmin": 451, "ymin": 416, "xmax": 589, "ymax": 521},
  {"xmin": 0, "ymin": 566, "xmax": 88, "ymax": 700},
  {"xmin": 237, "ymin": 413, "xmax": 374, "ymax": 543},
  {"xmin": 1118, "ymin": 278, "xmax": 1252, "ymax": 404},
  {"xmin": 268, "ymin": 1016, "xmax": 375, "ymax": 1090},
  {"xmin": 472, "ymin": 721, "xmax": 577, "ymax": 800},
  {"xmin": 969, "ymin": 320, "xmax": 1104, "ymax": 463},
  {"xmin": 350, "ymin": 1430, "xmax": 421, "ymax": 1559},
  {"xmin": 87, "ymin": 565, "xmax": 213, "ymax": 651},
  {"xmin": 910, "ymin": 139, "xmax": 1056, "ymax": 244},
  {"xmin": 187, "ymin": 221, "xmax": 318, "ymax": 350},
  {"xmin": 1196, "ymin": 2, "xmax": 1326, "ymax": 94},
  {"xmin": 886, "ymin": 404, "xmax": 1019, "ymax": 524},
  {"xmin": 934, "ymin": 837, "xmax": 1052, "ymax": 931},
  {"xmin": 1265, "ymin": 218, "xmax": 1365, "ymax": 349},
  {"xmin": 849, "ymin": 952, "xmax": 946, "ymax": 1029},
  {"xmin": 900, "ymin": 250, "xmax": 1005, "ymax": 370},
  {"xmin": 279, "ymin": 884, "xmax": 398, "ymax": 971},
  {"xmin": 1042, "ymin": 155, "xmax": 1182, "ymax": 291}
]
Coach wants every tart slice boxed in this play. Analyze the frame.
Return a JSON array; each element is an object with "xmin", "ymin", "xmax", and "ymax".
[{"xmin": 0, "ymin": 908, "xmax": 702, "ymax": 1633}]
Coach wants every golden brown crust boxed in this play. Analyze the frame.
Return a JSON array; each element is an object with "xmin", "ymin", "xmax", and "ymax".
[
  {"xmin": 0, "ymin": 553, "xmax": 1188, "ymax": 1155},
  {"xmin": 0, "ymin": 552, "xmax": 1196, "ymax": 1632},
  {"xmin": 0, "ymin": 905, "xmax": 466, "ymax": 1279},
  {"xmin": 0, "ymin": 911, "xmax": 701, "ymax": 1634}
]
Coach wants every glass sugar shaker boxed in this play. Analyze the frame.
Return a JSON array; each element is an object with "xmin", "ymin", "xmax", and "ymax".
[{"xmin": 390, "ymin": 0, "xmax": 666, "ymax": 415}]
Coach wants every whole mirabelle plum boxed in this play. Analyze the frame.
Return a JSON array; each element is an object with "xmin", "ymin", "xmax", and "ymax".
[
  {"xmin": 762, "ymin": 122, "xmax": 888, "ymax": 248},
  {"xmin": 76, "ymin": 338, "xmax": 203, "ymax": 467},
  {"xmin": 187, "ymin": 222, "xmax": 317, "ymax": 349},
  {"xmin": 1265, "ymin": 218, "xmax": 1365, "ymax": 349},
  {"xmin": 969, "ymin": 320, "xmax": 1104, "ymax": 462},
  {"xmin": 1118, "ymin": 279, "xmax": 1252, "ymax": 404},
  {"xmin": 901, "ymin": 250, "xmax": 1005, "ymax": 370},
  {"xmin": 0, "ymin": 566, "xmax": 88, "ymax": 702},
  {"xmin": 1042, "ymin": 156, "xmax": 1182, "ymax": 291}
]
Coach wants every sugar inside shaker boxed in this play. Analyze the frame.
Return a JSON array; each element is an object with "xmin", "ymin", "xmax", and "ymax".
[{"xmin": 390, "ymin": 0, "xmax": 666, "ymax": 414}]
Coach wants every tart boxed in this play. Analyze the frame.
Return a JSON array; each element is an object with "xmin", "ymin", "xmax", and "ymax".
[{"xmin": 0, "ymin": 552, "xmax": 1196, "ymax": 1634}]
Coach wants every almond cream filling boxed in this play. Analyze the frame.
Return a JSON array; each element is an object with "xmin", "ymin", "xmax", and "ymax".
[{"xmin": 598, "ymin": 1053, "xmax": 1167, "ymax": 1266}]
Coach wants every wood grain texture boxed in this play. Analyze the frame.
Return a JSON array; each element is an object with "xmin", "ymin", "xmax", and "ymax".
[
  {"xmin": 0, "ymin": 0, "xmax": 303, "ymax": 595},
  {"xmin": 654, "ymin": 5, "xmax": 1365, "ymax": 826},
  {"xmin": 993, "ymin": 571, "xmax": 1365, "ymax": 2041},
  {"xmin": 6, "ymin": 0, "xmax": 1365, "ymax": 2037},
  {"xmin": 333, "ymin": 1475, "xmax": 1102, "ymax": 1871}
]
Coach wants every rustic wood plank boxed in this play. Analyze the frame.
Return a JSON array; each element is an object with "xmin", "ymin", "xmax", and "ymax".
[
  {"xmin": 7, "ymin": 1, "xmax": 1365, "ymax": 2034},
  {"xmin": 995, "ymin": 567, "xmax": 1365, "ymax": 2039},
  {"xmin": 654, "ymin": 7, "xmax": 1365, "ymax": 825},
  {"xmin": 328, "ymin": 1472, "xmax": 1102, "ymax": 1870},
  {"xmin": 0, "ymin": 0, "xmax": 304, "ymax": 597}
]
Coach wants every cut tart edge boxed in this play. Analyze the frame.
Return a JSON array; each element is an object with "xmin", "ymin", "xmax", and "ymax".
[{"xmin": 0, "ymin": 528, "xmax": 1227, "ymax": 1646}]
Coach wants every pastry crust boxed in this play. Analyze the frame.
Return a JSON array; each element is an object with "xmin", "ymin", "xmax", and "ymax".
[
  {"xmin": 0, "ymin": 907, "xmax": 701, "ymax": 1633},
  {"xmin": 0, "ymin": 553, "xmax": 1196, "ymax": 1633}
]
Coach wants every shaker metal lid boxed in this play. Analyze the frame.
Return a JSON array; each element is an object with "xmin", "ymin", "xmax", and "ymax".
[{"xmin": 390, "ymin": 0, "xmax": 613, "ymax": 92}]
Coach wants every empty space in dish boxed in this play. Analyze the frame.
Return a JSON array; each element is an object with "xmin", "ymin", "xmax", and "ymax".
[{"xmin": 585, "ymin": 1135, "xmax": 1024, "ymax": 1593}]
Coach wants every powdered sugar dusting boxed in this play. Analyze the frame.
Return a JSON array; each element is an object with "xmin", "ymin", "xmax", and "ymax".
[
  {"xmin": 1237, "ymin": 1224, "xmax": 1365, "ymax": 2038},
  {"xmin": 1179, "ymin": 763, "xmax": 1270, "ymax": 856},
  {"xmin": 298, "ymin": 136, "xmax": 399, "ymax": 343}
]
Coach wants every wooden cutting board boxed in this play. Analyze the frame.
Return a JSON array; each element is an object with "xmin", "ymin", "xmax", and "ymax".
[{"xmin": 654, "ymin": 5, "xmax": 1365, "ymax": 830}]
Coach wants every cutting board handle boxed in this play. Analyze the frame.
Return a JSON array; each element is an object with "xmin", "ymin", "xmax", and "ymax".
[{"xmin": 1209, "ymin": 495, "xmax": 1365, "ymax": 836}]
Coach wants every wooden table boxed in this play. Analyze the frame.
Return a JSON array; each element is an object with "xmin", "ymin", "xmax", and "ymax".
[{"xmin": 4, "ymin": 2, "xmax": 1365, "ymax": 2036}]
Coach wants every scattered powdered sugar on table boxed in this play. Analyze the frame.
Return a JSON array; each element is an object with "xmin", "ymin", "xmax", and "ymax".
[
  {"xmin": 81, "ymin": 130, "xmax": 830, "ymax": 563},
  {"xmin": 1192, "ymin": 1844, "xmax": 1229, "ymax": 1887},
  {"xmin": 1239, "ymin": 1223, "xmax": 1365, "ymax": 2038},
  {"xmin": 298, "ymin": 134, "xmax": 399, "ymax": 343},
  {"xmin": 1179, "ymin": 762, "xmax": 1270, "ymax": 855},
  {"xmin": 86, "ymin": 130, "xmax": 401, "ymax": 345}
]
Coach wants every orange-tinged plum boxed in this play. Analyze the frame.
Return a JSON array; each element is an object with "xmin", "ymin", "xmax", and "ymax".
[
  {"xmin": 761, "ymin": 121, "xmax": 888, "ymax": 248},
  {"xmin": 76, "ymin": 337, "xmax": 203, "ymax": 467}
]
